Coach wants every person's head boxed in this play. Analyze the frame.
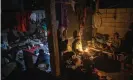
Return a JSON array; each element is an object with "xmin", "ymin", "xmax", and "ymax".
[
  {"xmin": 113, "ymin": 32, "xmax": 119, "ymax": 39},
  {"xmin": 73, "ymin": 30, "xmax": 80, "ymax": 39}
]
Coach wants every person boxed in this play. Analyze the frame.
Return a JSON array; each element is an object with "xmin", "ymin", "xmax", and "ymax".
[
  {"xmin": 57, "ymin": 27, "xmax": 66, "ymax": 55},
  {"xmin": 120, "ymin": 23, "xmax": 133, "ymax": 70},
  {"xmin": 72, "ymin": 30, "xmax": 83, "ymax": 55},
  {"xmin": 111, "ymin": 32, "xmax": 121, "ymax": 51},
  {"xmin": 57, "ymin": 27, "xmax": 69, "ymax": 75},
  {"xmin": 60, "ymin": 29, "xmax": 69, "ymax": 55},
  {"xmin": 121, "ymin": 23, "xmax": 133, "ymax": 55},
  {"xmin": 35, "ymin": 49, "xmax": 50, "ymax": 72}
]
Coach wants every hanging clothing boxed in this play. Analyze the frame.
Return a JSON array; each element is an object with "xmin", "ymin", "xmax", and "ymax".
[
  {"xmin": 30, "ymin": 10, "xmax": 45, "ymax": 22},
  {"xmin": 70, "ymin": 0, "xmax": 76, "ymax": 12},
  {"xmin": 42, "ymin": 23, "xmax": 47, "ymax": 31},
  {"xmin": 80, "ymin": 8, "xmax": 87, "ymax": 28},
  {"xmin": 60, "ymin": 0, "xmax": 69, "ymax": 28},
  {"xmin": 28, "ymin": 22, "xmax": 37, "ymax": 35},
  {"xmin": 30, "ymin": 13, "xmax": 37, "ymax": 22},
  {"xmin": 1, "ymin": 41, "xmax": 8, "ymax": 50},
  {"xmin": 35, "ymin": 52, "xmax": 51, "ymax": 72},
  {"xmin": 16, "ymin": 11, "xmax": 31, "ymax": 32}
]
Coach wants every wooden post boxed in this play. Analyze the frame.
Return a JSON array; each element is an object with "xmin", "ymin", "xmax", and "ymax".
[
  {"xmin": 96, "ymin": 0, "xmax": 99, "ymax": 12},
  {"xmin": 45, "ymin": 0, "xmax": 60, "ymax": 76},
  {"xmin": 92, "ymin": 0, "xmax": 99, "ymax": 37}
]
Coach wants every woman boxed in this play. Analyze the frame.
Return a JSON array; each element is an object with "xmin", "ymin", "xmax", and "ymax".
[{"xmin": 112, "ymin": 32, "xmax": 121, "ymax": 51}]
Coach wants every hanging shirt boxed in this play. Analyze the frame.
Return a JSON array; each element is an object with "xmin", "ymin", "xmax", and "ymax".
[
  {"xmin": 60, "ymin": 0, "xmax": 69, "ymax": 28},
  {"xmin": 30, "ymin": 10, "xmax": 45, "ymax": 22},
  {"xmin": 16, "ymin": 12, "xmax": 31, "ymax": 32},
  {"xmin": 30, "ymin": 13, "xmax": 37, "ymax": 22}
]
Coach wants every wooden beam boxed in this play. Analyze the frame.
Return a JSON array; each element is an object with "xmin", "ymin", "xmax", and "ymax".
[
  {"xmin": 96, "ymin": 0, "xmax": 100, "ymax": 12},
  {"xmin": 45, "ymin": 0, "xmax": 60, "ymax": 76}
]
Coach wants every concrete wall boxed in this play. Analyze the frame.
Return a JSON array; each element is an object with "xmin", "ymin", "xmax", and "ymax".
[{"xmin": 94, "ymin": 8, "xmax": 133, "ymax": 38}]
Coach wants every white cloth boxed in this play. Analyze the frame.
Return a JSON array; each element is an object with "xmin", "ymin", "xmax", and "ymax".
[
  {"xmin": 71, "ymin": 0, "xmax": 75, "ymax": 12},
  {"xmin": 30, "ymin": 13, "xmax": 37, "ymax": 22},
  {"xmin": 30, "ymin": 10, "xmax": 45, "ymax": 22}
]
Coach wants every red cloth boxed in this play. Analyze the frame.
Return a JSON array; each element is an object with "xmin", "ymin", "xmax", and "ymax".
[
  {"xmin": 24, "ymin": 46, "xmax": 40, "ymax": 56},
  {"xmin": 16, "ymin": 12, "xmax": 31, "ymax": 32}
]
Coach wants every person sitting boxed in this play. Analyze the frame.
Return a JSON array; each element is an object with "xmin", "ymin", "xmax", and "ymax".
[
  {"xmin": 72, "ymin": 30, "xmax": 83, "ymax": 55},
  {"xmin": 60, "ymin": 28, "xmax": 69, "ymax": 55},
  {"xmin": 111, "ymin": 32, "xmax": 121, "ymax": 53},
  {"xmin": 35, "ymin": 49, "xmax": 50, "ymax": 72},
  {"xmin": 121, "ymin": 23, "xmax": 133, "ymax": 55}
]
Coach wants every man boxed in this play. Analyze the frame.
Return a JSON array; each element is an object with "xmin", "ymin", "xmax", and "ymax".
[
  {"xmin": 111, "ymin": 32, "xmax": 121, "ymax": 52},
  {"xmin": 121, "ymin": 23, "xmax": 133, "ymax": 69},
  {"xmin": 35, "ymin": 49, "xmax": 51, "ymax": 72},
  {"xmin": 72, "ymin": 30, "xmax": 83, "ymax": 55},
  {"xmin": 122, "ymin": 23, "xmax": 133, "ymax": 54}
]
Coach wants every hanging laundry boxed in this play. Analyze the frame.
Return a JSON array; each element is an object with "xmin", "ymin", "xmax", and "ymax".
[
  {"xmin": 30, "ymin": 10, "xmax": 45, "ymax": 22},
  {"xmin": 16, "ymin": 11, "xmax": 31, "ymax": 32},
  {"xmin": 42, "ymin": 23, "xmax": 47, "ymax": 31},
  {"xmin": 60, "ymin": 0, "xmax": 69, "ymax": 28},
  {"xmin": 28, "ymin": 22, "xmax": 37, "ymax": 35},
  {"xmin": 30, "ymin": 13, "xmax": 37, "ymax": 22},
  {"xmin": 70, "ymin": 0, "xmax": 76, "ymax": 12},
  {"xmin": 80, "ymin": 8, "xmax": 87, "ymax": 28}
]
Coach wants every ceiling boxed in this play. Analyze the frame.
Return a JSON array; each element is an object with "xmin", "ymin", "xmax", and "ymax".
[
  {"xmin": 2, "ymin": 0, "xmax": 133, "ymax": 11},
  {"xmin": 99, "ymin": 0, "xmax": 133, "ymax": 8}
]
